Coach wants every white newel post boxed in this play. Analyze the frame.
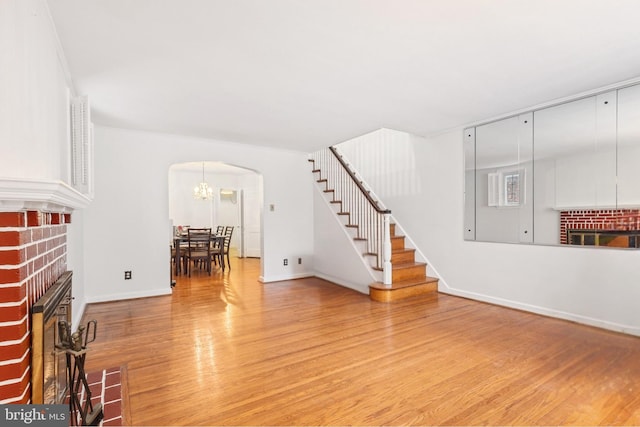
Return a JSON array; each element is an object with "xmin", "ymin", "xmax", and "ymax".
[{"xmin": 383, "ymin": 213, "xmax": 392, "ymax": 286}]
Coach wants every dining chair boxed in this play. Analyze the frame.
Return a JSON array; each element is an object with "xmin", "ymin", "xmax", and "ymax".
[
  {"xmin": 171, "ymin": 237, "xmax": 189, "ymax": 276},
  {"xmin": 222, "ymin": 226, "xmax": 234, "ymax": 270},
  {"xmin": 210, "ymin": 235, "xmax": 225, "ymax": 271},
  {"xmin": 170, "ymin": 243, "xmax": 178, "ymax": 276},
  {"xmin": 186, "ymin": 228, "xmax": 212, "ymax": 276}
]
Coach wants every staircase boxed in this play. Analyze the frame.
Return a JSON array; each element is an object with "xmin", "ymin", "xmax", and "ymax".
[
  {"xmin": 368, "ymin": 223, "xmax": 439, "ymax": 302},
  {"xmin": 310, "ymin": 147, "xmax": 438, "ymax": 302}
]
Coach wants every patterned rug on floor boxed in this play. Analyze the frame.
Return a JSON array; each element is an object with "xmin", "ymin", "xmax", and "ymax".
[{"xmin": 74, "ymin": 366, "xmax": 128, "ymax": 426}]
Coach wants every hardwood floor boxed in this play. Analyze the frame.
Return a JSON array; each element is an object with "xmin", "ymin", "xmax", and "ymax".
[{"xmin": 80, "ymin": 257, "xmax": 640, "ymax": 425}]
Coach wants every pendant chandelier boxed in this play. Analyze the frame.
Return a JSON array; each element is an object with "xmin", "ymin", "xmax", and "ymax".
[{"xmin": 193, "ymin": 163, "xmax": 214, "ymax": 200}]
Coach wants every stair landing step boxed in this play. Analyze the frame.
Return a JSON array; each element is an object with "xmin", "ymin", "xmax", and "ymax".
[{"xmin": 369, "ymin": 277, "xmax": 439, "ymax": 303}]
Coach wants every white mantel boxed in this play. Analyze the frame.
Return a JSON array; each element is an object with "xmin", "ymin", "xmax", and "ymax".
[{"xmin": 0, "ymin": 177, "xmax": 92, "ymax": 212}]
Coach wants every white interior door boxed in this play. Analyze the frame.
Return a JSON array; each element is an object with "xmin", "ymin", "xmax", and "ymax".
[
  {"xmin": 217, "ymin": 189, "xmax": 241, "ymax": 250},
  {"xmin": 241, "ymin": 188, "xmax": 262, "ymax": 258}
]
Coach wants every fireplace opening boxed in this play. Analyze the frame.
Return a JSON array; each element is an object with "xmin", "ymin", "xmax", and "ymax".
[
  {"xmin": 31, "ymin": 271, "xmax": 73, "ymax": 404},
  {"xmin": 567, "ymin": 230, "xmax": 640, "ymax": 248},
  {"xmin": 560, "ymin": 209, "xmax": 640, "ymax": 245}
]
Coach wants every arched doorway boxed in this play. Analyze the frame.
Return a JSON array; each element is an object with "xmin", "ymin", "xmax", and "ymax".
[{"xmin": 168, "ymin": 161, "xmax": 263, "ymax": 260}]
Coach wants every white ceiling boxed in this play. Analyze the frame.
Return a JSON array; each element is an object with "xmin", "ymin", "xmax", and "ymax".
[{"xmin": 48, "ymin": 0, "xmax": 640, "ymax": 153}]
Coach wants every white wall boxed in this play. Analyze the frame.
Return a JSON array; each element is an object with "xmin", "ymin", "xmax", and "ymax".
[
  {"xmin": 66, "ymin": 210, "xmax": 86, "ymax": 328},
  {"xmin": 0, "ymin": 0, "xmax": 87, "ymax": 324},
  {"xmin": 169, "ymin": 168, "xmax": 216, "ymax": 229},
  {"xmin": 0, "ymin": 0, "xmax": 71, "ymax": 182},
  {"xmin": 312, "ymin": 183, "xmax": 376, "ymax": 294},
  {"xmin": 340, "ymin": 129, "xmax": 640, "ymax": 336},
  {"xmin": 337, "ymin": 128, "xmax": 423, "ymax": 201},
  {"xmin": 81, "ymin": 125, "xmax": 315, "ymax": 303}
]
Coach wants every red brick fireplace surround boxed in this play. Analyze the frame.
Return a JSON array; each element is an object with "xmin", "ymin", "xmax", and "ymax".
[
  {"xmin": 560, "ymin": 209, "xmax": 640, "ymax": 245},
  {"xmin": 0, "ymin": 210, "xmax": 71, "ymax": 404}
]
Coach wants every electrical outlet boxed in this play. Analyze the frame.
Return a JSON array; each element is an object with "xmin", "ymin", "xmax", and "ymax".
[
  {"xmin": 124, "ymin": 271, "xmax": 132, "ymax": 280},
  {"xmin": 298, "ymin": 258, "xmax": 302, "ymax": 264},
  {"xmin": 283, "ymin": 258, "xmax": 288, "ymax": 266}
]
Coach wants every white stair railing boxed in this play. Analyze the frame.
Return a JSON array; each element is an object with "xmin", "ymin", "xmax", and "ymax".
[{"xmin": 310, "ymin": 147, "xmax": 392, "ymax": 286}]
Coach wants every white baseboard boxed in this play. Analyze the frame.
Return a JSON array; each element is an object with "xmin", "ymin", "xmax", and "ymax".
[
  {"xmin": 438, "ymin": 285, "xmax": 640, "ymax": 337},
  {"xmin": 259, "ymin": 272, "xmax": 314, "ymax": 283},
  {"xmin": 258, "ymin": 272, "xmax": 370, "ymax": 296},
  {"xmin": 86, "ymin": 287, "xmax": 172, "ymax": 304}
]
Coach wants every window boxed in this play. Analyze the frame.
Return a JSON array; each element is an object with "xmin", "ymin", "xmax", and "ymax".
[
  {"xmin": 504, "ymin": 172, "xmax": 520, "ymax": 206},
  {"xmin": 488, "ymin": 169, "xmax": 524, "ymax": 207}
]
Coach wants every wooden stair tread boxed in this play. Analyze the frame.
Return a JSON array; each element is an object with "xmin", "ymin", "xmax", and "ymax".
[
  {"xmin": 392, "ymin": 248, "xmax": 415, "ymax": 254},
  {"xmin": 395, "ymin": 261, "xmax": 426, "ymax": 269},
  {"xmin": 373, "ymin": 261, "xmax": 426, "ymax": 272},
  {"xmin": 370, "ymin": 276, "xmax": 438, "ymax": 290}
]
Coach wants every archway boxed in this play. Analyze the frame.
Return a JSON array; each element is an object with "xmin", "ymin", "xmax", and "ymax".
[{"xmin": 168, "ymin": 161, "xmax": 263, "ymax": 261}]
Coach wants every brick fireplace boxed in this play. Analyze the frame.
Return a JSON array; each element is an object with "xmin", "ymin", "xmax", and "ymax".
[
  {"xmin": 0, "ymin": 210, "xmax": 71, "ymax": 404},
  {"xmin": 560, "ymin": 209, "xmax": 640, "ymax": 246}
]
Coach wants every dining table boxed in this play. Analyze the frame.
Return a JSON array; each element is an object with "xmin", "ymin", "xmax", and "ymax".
[{"xmin": 173, "ymin": 233, "xmax": 224, "ymax": 276}]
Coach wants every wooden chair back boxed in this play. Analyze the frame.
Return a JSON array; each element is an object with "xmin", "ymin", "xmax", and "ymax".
[{"xmin": 186, "ymin": 228, "xmax": 212, "ymax": 276}]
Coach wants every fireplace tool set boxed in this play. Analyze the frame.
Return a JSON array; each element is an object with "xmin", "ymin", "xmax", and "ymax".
[{"xmin": 57, "ymin": 319, "xmax": 103, "ymax": 426}]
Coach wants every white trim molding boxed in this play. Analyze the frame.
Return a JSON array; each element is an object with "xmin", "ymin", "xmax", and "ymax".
[
  {"xmin": 0, "ymin": 177, "xmax": 92, "ymax": 212},
  {"xmin": 438, "ymin": 285, "xmax": 640, "ymax": 337},
  {"xmin": 85, "ymin": 287, "xmax": 172, "ymax": 304}
]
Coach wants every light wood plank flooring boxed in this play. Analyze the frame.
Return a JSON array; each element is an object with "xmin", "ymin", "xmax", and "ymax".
[{"xmin": 81, "ymin": 257, "xmax": 640, "ymax": 425}]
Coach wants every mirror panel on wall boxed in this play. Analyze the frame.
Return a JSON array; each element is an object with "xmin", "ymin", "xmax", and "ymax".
[
  {"xmin": 537, "ymin": 92, "xmax": 617, "ymax": 212},
  {"xmin": 617, "ymin": 84, "xmax": 640, "ymax": 207},
  {"xmin": 532, "ymin": 92, "xmax": 617, "ymax": 245},
  {"xmin": 473, "ymin": 114, "xmax": 533, "ymax": 243},
  {"xmin": 465, "ymin": 83, "xmax": 640, "ymax": 248}
]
